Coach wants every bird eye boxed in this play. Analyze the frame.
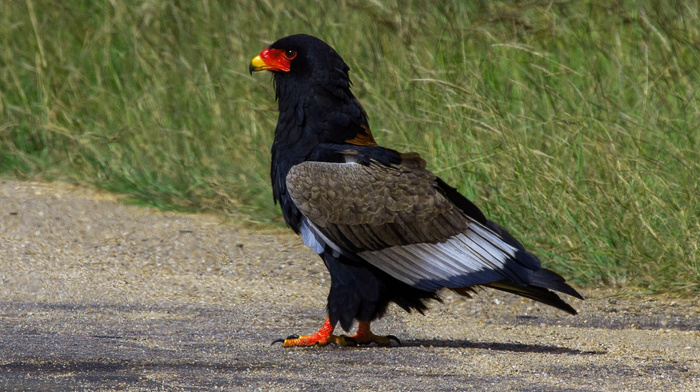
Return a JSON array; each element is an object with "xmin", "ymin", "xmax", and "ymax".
[{"xmin": 284, "ymin": 50, "xmax": 297, "ymax": 60}]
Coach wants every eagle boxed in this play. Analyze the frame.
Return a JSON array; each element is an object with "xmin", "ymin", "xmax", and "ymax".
[{"xmin": 249, "ymin": 34, "xmax": 582, "ymax": 347}]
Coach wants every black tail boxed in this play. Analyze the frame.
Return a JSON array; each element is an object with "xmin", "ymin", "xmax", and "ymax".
[
  {"xmin": 479, "ymin": 220, "xmax": 584, "ymax": 314},
  {"xmin": 483, "ymin": 268, "xmax": 583, "ymax": 315},
  {"xmin": 530, "ymin": 268, "xmax": 584, "ymax": 300}
]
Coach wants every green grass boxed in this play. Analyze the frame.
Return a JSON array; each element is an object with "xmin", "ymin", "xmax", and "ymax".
[{"xmin": 1, "ymin": 0, "xmax": 698, "ymax": 294}]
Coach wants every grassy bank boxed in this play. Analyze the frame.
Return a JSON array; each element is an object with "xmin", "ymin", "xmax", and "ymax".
[{"xmin": 1, "ymin": 1, "xmax": 698, "ymax": 293}]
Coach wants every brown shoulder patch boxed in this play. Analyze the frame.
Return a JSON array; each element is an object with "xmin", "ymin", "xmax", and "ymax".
[{"xmin": 345, "ymin": 124, "xmax": 378, "ymax": 146}]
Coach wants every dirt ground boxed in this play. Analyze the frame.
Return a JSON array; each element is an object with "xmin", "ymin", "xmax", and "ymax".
[{"xmin": 0, "ymin": 179, "xmax": 698, "ymax": 391}]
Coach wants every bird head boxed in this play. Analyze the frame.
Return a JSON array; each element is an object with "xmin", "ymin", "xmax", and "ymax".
[
  {"xmin": 249, "ymin": 34, "xmax": 350, "ymax": 82},
  {"xmin": 250, "ymin": 34, "xmax": 376, "ymax": 150}
]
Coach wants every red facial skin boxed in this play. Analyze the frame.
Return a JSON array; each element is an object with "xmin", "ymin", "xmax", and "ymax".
[{"xmin": 256, "ymin": 48, "xmax": 296, "ymax": 72}]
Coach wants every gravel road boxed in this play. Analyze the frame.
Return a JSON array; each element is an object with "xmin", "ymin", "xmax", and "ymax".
[{"xmin": 1, "ymin": 180, "xmax": 698, "ymax": 391}]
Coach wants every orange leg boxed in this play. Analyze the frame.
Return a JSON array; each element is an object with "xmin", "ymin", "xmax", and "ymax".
[
  {"xmin": 349, "ymin": 322, "xmax": 401, "ymax": 346},
  {"xmin": 273, "ymin": 318, "xmax": 355, "ymax": 347}
]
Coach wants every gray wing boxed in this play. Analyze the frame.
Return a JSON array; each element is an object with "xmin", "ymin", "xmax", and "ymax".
[{"xmin": 286, "ymin": 159, "xmax": 541, "ymax": 292}]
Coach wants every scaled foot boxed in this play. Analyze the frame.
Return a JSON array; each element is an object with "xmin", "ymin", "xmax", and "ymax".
[
  {"xmin": 272, "ymin": 317, "xmax": 356, "ymax": 347},
  {"xmin": 349, "ymin": 322, "xmax": 401, "ymax": 346},
  {"xmin": 273, "ymin": 333, "xmax": 356, "ymax": 347}
]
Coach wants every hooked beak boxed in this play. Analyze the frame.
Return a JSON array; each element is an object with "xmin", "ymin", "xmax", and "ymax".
[
  {"xmin": 249, "ymin": 48, "xmax": 294, "ymax": 75},
  {"xmin": 249, "ymin": 55, "xmax": 268, "ymax": 75}
]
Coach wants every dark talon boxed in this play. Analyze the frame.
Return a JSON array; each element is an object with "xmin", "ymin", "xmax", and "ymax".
[
  {"xmin": 271, "ymin": 334, "xmax": 299, "ymax": 346},
  {"xmin": 387, "ymin": 335, "xmax": 401, "ymax": 346},
  {"xmin": 341, "ymin": 335, "xmax": 357, "ymax": 346},
  {"xmin": 271, "ymin": 338, "xmax": 285, "ymax": 346}
]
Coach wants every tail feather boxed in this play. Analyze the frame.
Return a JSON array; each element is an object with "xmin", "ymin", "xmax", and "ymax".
[
  {"xmin": 484, "ymin": 279, "xmax": 579, "ymax": 315},
  {"xmin": 531, "ymin": 268, "xmax": 584, "ymax": 300},
  {"xmin": 451, "ymin": 268, "xmax": 583, "ymax": 315},
  {"xmin": 478, "ymin": 220, "xmax": 583, "ymax": 314},
  {"xmin": 484, "ymin": 268, "xmax": 583, "ymax": 315}
]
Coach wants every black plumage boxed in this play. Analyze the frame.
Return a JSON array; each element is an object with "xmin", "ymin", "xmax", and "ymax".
[{"xmin": 250, "ymin": 34, "xmax": 582, "ymax": 345}]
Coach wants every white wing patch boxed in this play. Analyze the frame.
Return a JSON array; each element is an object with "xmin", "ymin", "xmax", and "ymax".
[
  {"xmin": 300, "ymin": 217, "xmax": 345, "ymax": 258},
  {"xmin": 300, "ymin": 219, "xmax": 325, "ymax": 254},
  {"xmin": 300, "ymin": 213, "xmax": 534, "ymax": 292},
  {"xmin": 359, "ymin": 223, "xmax": 523, "ymax": 291}
]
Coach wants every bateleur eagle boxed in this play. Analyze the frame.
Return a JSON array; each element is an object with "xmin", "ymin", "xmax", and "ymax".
[{"xmin": 249, "ymin": 34, "xmax": 583, "ymax": 347}]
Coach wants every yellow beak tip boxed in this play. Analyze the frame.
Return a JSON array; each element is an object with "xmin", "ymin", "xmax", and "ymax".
[{"xmin": 249, "ymin": 55, "xmax": 267, "ymax": 74}]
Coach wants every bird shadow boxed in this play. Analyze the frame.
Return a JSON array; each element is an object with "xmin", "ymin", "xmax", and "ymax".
[{"xmin": 398, "ymin": 339, "xmax": 606, "ymax": 355}]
